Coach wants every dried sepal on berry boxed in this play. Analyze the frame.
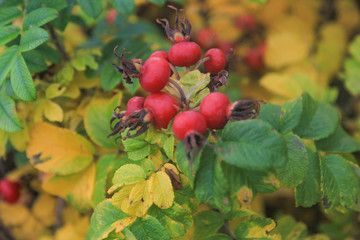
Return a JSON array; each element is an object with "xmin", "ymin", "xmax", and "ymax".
[
  {"xmin": 227, "ymin": 99, "xmax": 265, "ymax": 121},
  {"xmin": 184, "ymin": 132, "xmax": 205, "ymax": 167},
  {"xmin": 108, "ymin": 107, "xmax": 152, "ymax": 142},
  {"xmin": 112, "ymin": 46, "xmax": 143, "ymax": 84},
  {"xmin": 208, "ymin": 70, "xmax": 229, "ymax": 92},
  {"xmin": 156, "ymin": 5, "xmax": 192, "ymax": 43}
]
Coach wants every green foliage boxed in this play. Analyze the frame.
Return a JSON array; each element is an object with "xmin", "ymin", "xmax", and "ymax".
[{"xmin": 0, "ymin": 92, "xmax": 22, "ymax": 132}]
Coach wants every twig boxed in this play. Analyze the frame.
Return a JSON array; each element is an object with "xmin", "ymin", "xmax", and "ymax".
[
  {"xmin": 168, "ymin": 78, "xmax": 188, "ymax": 108},
  {"xmin": 193, "ymin": 57, "xmax": 210, "ymax": 70},
  {"xmin": 169, "ymin": 62, "xmax": 181, "ymax": 80},
  {"xmin": 47, "ymin": 25, "xmax": 69, "ymax": 61}
]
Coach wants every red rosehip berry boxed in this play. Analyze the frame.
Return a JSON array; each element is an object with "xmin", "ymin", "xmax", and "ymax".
[
  {"xmin": 149, "ymin": 50, "xmax": 170, "ymax": 62},
  {"xmin": 144, "ymin": 92, "xmax": 179, "ymax": 129},
  {"xmin": 200, "ymin": 92, "xmax": 231, "ymax": 129},
  {"xmin": 139, "ymin": 57, "xmax": 171, "ymax": 93},
  {"xmin": 245, "ymin": 43, "xmax": 266, "ymax": 71},
  {"xmin": 203, "ymin": 48, "xmax": 227, "ymax": 74},
  {"xmin": 125, "ymin": 96, "xmax": 145, "ymax": 117},
  {"xmin": 196, "ymin": 28, "xmax": 218, "ymax": 49},
  {"xmin": 107, "ymin": 9, "xmax": 118, "ymax": 25},
  {"xmin": 218, "ymin": 41, "xmax": 235, "ymax": 55},
  {"xmin": 172, "ymin": 111, "xmax": 207, "ymax": 141},
  {"xmin": 168, "ymin": 42, "xmax": 202, "ymax": 67},
  {"xmin": 0, "ymin": 179, "xmax": 20, "ymax": 204},
  {"xmin": 235, "ymin": 14, "xmax": 258, "ymax": 32}
]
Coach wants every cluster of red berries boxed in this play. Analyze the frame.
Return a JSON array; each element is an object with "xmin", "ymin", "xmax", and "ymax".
[
  {"xmin": 0, "ymin": 179, "xmax": 20, "ymax": 204},
  {"xmin": 195, "ymin": 14, "xmax": 266, "ymax": 71},
  {"xmin": 109, "ymin": 7, "xmax": 261, "ymax": 159}
]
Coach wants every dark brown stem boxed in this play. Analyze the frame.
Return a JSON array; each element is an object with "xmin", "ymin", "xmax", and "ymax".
[
  {"xmin": 168, "ymin": 62, "xmax": 181, "ymax": 80},
  {"xmin": 193, "ymin": 56, "xmax": 210, "ymax": 70},
  {"xmin": 53, "ymin": 197, "xmax": 66, "ymax": 232},
  {"xmin": 47, "ymin": 25, "xmax": 69, "ymax": 61},
  {"xmin": 169, "ymin": 78, "xmax": 188, "ymax": 108}
]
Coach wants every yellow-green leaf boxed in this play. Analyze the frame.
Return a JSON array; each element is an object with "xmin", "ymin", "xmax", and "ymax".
[
  {"xmin": 149, "ymin": 171, "xmax": 174, "ymax": 209},
  {"xmin": 43, "ymin": 100, "xmax": 64, "ymax": 122},
  {"xmin": 27, "ymin": 122, "xmax": 94, "ymax": 175},
  {"xmin": 110, "ymin": 164, "xmax": 147, "ymax": 193}
]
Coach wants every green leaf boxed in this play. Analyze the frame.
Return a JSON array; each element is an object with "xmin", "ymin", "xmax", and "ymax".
[
  {"xmin": 86, "ymin": 199, "xmax": 129, "ymax": 240},
  {"xmin": 203, "ymin": 234, "xmax": 232, "ymax": 240},
  {"xmin": 92, "ymin": 154, "xmax": 116, "ymax": 206},
  {"xmin": 148, "ymin": 0, "xmax": 166, "ymax": 6},
  {"xmin": 271, "ymin": 215, "xmax": 307, "ymax": 240},
  {"xmin": 194, "ymin": 146, "xmax": 230, "ymax": 213},
  {"xmin": 123, "ymin": 135, "xmax": 151, "ymax": 161},
  {"xmin": 26, "ymin": 0, "xmax": 67, "ymax": 11},
  {"xmin": 349, "ymin": 35, "xmax": 360, "ymax": 62},
  {"xmin": 216, "ymin": 119, "xmax": 286, "ymax": 170},
  {"xmin": 222, "ymin": 162, "xmax": 279, "ymax": 201},
  {"xmin": 20, "ymin": 27, "xmax": 50, "ymax": 52},
  {"xmin": 342, "ymin": 59, "xmax": 360, "ymax": 95},
  {"xmin": 293, "ymin": 93, "xmax": 339, "ymax": 140},
  {"xmin": 174, "ymin": 184, "xmax": 199, "ymax": 214},
  {"xmin": 84, "ymin": 94, "xmax": 122, "ymax": 149},
  {"xmin": 175, "ymin": 141, "xmax": 202, "ymax": 187},
  {"xmin": 276, "ymin": 134, "xmax": 309, "ymax": 188},
  {"xmin": 129, "ymin": 215, "xmax": 170, "ymax": 240},
  {"xmin": 23, "ymin": 8, "xmax": 58, "ymax": 30},
  {"xmin": 36, "ymin": 44, "xmax": 61, "ymax": 64},
  {"xmin": 235, "ymin": 217, "xmax": 277, "ymax": 239},
  {"xmin": 320, "ymin": 154, "xmax": 360, "ymax": 211},
  {"xmin": 260, "ymin": 97, "xmax": 302, "ymax": 134},
  {"xmin": 248, "ymin": 0, "xmax": 267, "ymax": 3},
  {"xmin": 0, "ymin": 45, "xmax": 19, "ymax": 86},
  {"xmin": 76, "ymin": 0, "xmax": 102, "ymax": 18},
  {"xmin": 0, "ymin": 92, "xmax": 22, "ymax": 132},
  {"xmin": 193, "ymin": 210, "xmax": 225, "ymax": 239},
  {"xmin": 295, "ymin": 148, "xmax": 322, "ymax": 207},
  {"xmin": 111, "ymin": 164, "xmax": 146, "ymax": 190},
  {"xmin": 0, "ymin": 7, "xmax": 22, "ymax": 27},
  {"xmin": 22, "ymin": 49, "xmax": 47, "ymax": 73},
  {"xmin": 148, "ymin": 203, "xmax": 193, "ymax": 238},
  {"xmin": 100, "ymin": 63, "xmax": 122, "ymax": 91},
  {"xmin": 10, "ymin": 54, "xmax": 37, "ymax": 101},
  {"xmin": 109, "ymin": 0, "xmax": 135, "ymax": 14},
  {"xmin": 0, "ymin": 25, "xmax": 20, "ymax": 47},
  {"xmin": 315, "ymin": 125, "xmax": 360, "ymax": 153}
]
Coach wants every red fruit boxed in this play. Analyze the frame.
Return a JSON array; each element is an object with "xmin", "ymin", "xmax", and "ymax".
[
  {"xmin": 107, "ymin": 9, "xmax": 118, "ymax": 25},
  {"xmin": 200, "ymin": 92, "xmax": 231, "ymax": 129},
  {"xmin": 203, "ymin": 48, "xmax": 227, "ymax": 74},
  {"xmin": 144, "ymin": 92, "xmax": 179, "ymax": 129},
  {"xmin": 172, "ymin": 111, "xmax": 207, "ymax": 141},
  {"xmin": 245, "ymin": 43, "xmax": 266, "ymax": 71},
  {"xmin": 168, "ymin": 42, "xmax": 202, "ymax": 67},
  {"xmin": 235, "ymin": 14, "xmax": 258, "ymax": 31},
  {"xmin": 196, "ymin": 28, "xmax": 218, "ymax": 49},
  {"xmin": 125, "ymin": 96, "xmax": 145, "ymax": 116},
  {"xmin": 0, "ymin": 179, "xmax": 20, "ymax": 204},
  {"xmin": 149, "ymin": 50, "xmax": 169, "ymax": 62},
  {"xmin": 218, "ymin": 41, "xmax": 235, "ymax": 55},
  {"xmin": 139, "ymin": 57, "xmax": 171, "ymax": 93}
]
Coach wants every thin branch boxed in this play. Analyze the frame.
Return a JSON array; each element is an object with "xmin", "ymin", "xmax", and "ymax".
[
  {"xmin": 169, "ymin": 62, "xmax": 181, "ymax": 80},
  {"xmin": 169, "ymin": 78, "xmax": 188, "ymax": 108},
  {"xmin": 192, "ymin": 56, "xmax": 210, "ymax": 70}
]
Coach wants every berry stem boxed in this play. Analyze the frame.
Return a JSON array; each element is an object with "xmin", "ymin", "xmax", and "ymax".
[
  {"xmin": 169, "ymin": 78, "xmax": 188, "ymax": 108},
  {"xmin": 168, "ymin": 62, "xmax": 181, "ymax": 80},
  {"xmin": 192, "ymin": 56, "xmax": 210, "ymax": 70},
  {"xmin": 186, "ymin": 66, "xmax": 191, "ymax": 73}
]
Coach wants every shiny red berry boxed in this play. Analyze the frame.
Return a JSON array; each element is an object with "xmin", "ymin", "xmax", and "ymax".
[
  {"xmin": 196, "ymin": 28, "xmax": 218, "ymax": 49},
  {"xmin": 125, "ymin": 96, "xmax": 145, "ymax": 116},
  {"xmin": 203, "ymin": 48, "xmax": 227, "ymax": 74},
  {"xmin": 168, "ymin": 42, "xmax": 202, "ymax": 67},
  {"xmin": 144, "ymin": 92, "xmax": 179, "ymax": 129},
  {"xmin": 200, "ymin": 92, "xmax": 231, "ymax": 129},
  {"xmin": 235, "ymin": 14, "xmax": 258, "ymax": 31},
  {"xmin": 218, "ymin": 41, "xmax": 235, "ymax": 55},
  {"xmin": 245, "ymin": 43, "xmax": 266, "ymax": 71},
  {"xmin": 149, "ymin": 50, "xmax": 170, "ymax": 62},
  {"xmin": 172, "ymin": 111, "xmax": 207, "ymax": 141},
  {"xmin": 139, "ymin": 57, "xmax": 171, "ymax": 93},
  {"xmin": 0, "ymin": 179, "xmax": 20, "ymax": 204}
]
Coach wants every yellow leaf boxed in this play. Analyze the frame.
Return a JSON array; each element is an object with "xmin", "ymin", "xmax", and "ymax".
[
  {"xmin": 9, "ymin": 120, "xmax": 29, "ymax": 152},
  {"xmin": 115, "ymin": 216, "xmax": 137, "ymax": 234},
  {"xmin": 62, "ymin": 205, "xmax": 82, "ymax": 224},
  {"xmin": 0, "ymin": 202, "xmax": 31, "ymax": 226},
  {"xmin": 43, "ymin": 100, "xmax": 64, "ymax": 122},
  {"xmin": 27, "ymin": 122, "xmax": 94, "ymax": 175},
  {"xmin": 43, "ymin": 163, "xmax": 95, "ymax": 211},
  {"xmin": 149, "ymin": 171, "xmax": 174, "ymax": 209},
  {"xmin": 62, "ymin": 84, "xmax": 81, "ymax": 99},
  {"xmin": 45, "ymin": 83, "xmax": 67, "ymax": 99},
  {"xmin": 12, "ymin": 215, "xmax": 44, "ymax": 240},
  {"xmin": 31, "ymin": 193, "xmax": 56, "ymax": 227},
  {"xmin": 0, "ymin": 129, "xmax": 9, "ymax": 158},
  {"xmin": 163, "ymin": 163, "xmax": 181, "ymax": 190},
  {"xmin": 112, "ymin": 184, "xmax": 134, "ymax": 207},
  {"xmin": 109, "ymin": 164, "xmax": 147, "ymax": 193},
  {"xmin": 237, "ymin": 186, "xmax": 253, "ymax": 205},
  {"xmin": 72, "ymin": 71, "xmax": 100, "ymax": 89},
  {"xmin": 264, "ymin": 30, "xmax": 310, "ymax": 69},
  {"xmin": 55, "ymin": 217, "xmax": 89, "ymax": 240},
  {"xmin": 336, "ymin": 0, "xmax": 360, "ymax": 35},
  {"xmin": 56, "ymin": 62, "xmax": 74, "ymax": 85}
]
